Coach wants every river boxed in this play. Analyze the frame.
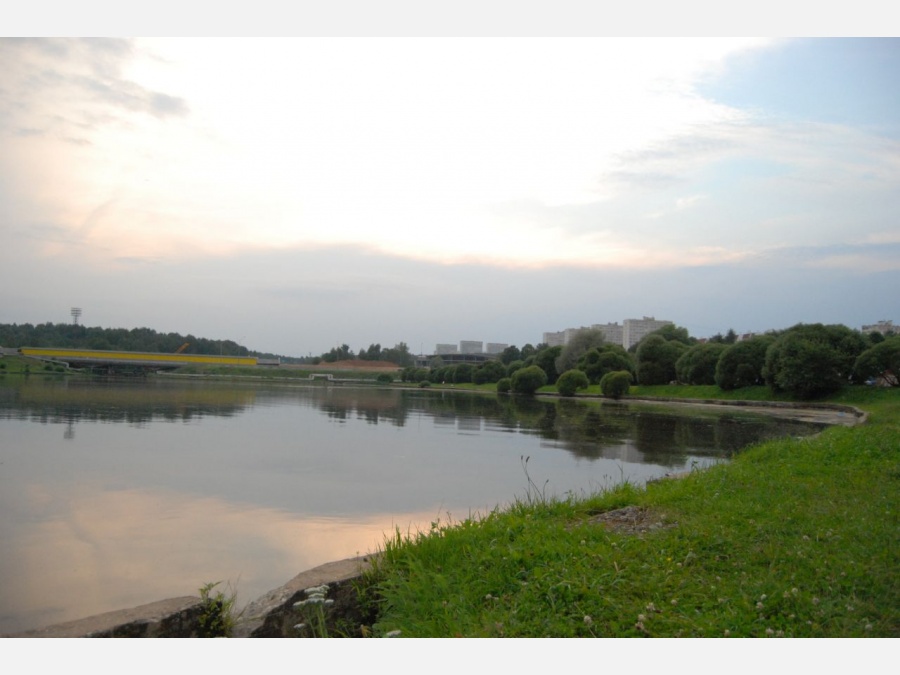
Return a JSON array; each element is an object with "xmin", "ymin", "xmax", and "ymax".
[{"xmin": 0, "ymin": 375, "xmax": 828, "ymax": 634}]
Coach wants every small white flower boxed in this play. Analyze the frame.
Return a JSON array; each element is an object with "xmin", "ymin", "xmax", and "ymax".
[
  {"xmin": 583, "ymin": 615, "xmax": 593, "ymax": 626},
  {"xmin": 293, "ymin": 623, "xmax": 306, "ymax": 630},
  {"xmin": 385, "ymin": 630, "xmax": 402, "ymax": 638}
]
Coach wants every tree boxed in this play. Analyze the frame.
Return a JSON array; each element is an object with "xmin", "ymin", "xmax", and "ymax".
[
  {"xmin": 715, "ymin": 335, "xmax": 775, "ymax": 390},
  {"xmin": 675, "ymin": 343, "xmax": 727, "ymax": 385},
  {"xmin": 635, "ymin": 335, "xmax": 688, "ymax": 385},
  {"xmin": 600, "ymin": 370, "xmax": 632, "ymax": 399},
  {"xmin": 511, "ymin": 365, "xmax": 548, "ymax": 395},
  {"xmin": 554, "ymin": 328, "xmax": 607, "ymax": 374},
  {"xmin": 473, "ymin": 360, "xmax": 506, "ymax": 384},
  {"xmin": 763, "ymin": 323, "xmax": 868, "ymax": 399},
  {"xmin": 496, "ymin": 377, "xmax": 512, "ymax": 394},
  {"xmin": 532, "ymin": 345, "xmax": 562, "ymax": 384},
  {"xmin": 853, "ymin": 336, "xmax": 900, "ymax": 386},
  {"xmin": 577, "ymin": 345, "xmax": 634, "ymax": 384},
  {"xmin": 556, "ymin": 369, "xmax": 589, "ymax": 397},
  {"xmin": 382, "ymin": 342, "xmax": 413, "ymax": 367},
  {"xmin": 499, "ymin": 345, "xmax": 522, "ymax": 365}
]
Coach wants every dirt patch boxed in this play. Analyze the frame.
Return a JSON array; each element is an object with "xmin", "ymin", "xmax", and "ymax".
[{"xmin": 585, "ymin": 506, "xmax": 674, "ymax": 536}]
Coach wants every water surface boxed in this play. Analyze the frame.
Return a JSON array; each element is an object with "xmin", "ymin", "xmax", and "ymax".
[{"xmin": 0, "ymin": 375, "xmax": 826, "ymax": 634}]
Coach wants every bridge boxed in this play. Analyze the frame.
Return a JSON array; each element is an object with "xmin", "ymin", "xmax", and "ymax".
[{"xmin": 17, "ymin": 347, "xmax": 258, "ymax": 373}]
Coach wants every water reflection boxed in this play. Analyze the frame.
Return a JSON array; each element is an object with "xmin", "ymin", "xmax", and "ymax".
[{"xmin": 0, "ymin": 376, "xmax": 827, "ymax": 634}]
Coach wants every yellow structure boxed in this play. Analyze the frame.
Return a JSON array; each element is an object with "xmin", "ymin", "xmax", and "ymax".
[{"xmin": 19, "ymin": 347, "xmax": 257, "ymax": 369}]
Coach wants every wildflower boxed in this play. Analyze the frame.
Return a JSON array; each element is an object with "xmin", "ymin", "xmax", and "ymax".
[
  {"xmin": 670, "ymin": 598, "xmax": 678, "ymax": 606},
  {"xmin": 637, "ymin": 613, "xmax": 647, "ymax": 622},
  {"xmin": 756, "ymin": 601, "xmax": 764, "ymax": 610},
  {"xmin": 865, "ymin": 624, "xmax": 872, "ymax": 631},
  {"xmin": 765, "ymin": 628, "xmax": 774, "ymax": 636},
  {"xmin": 385, "ymin": 630, "xmax": 402, "ymax": 638},
  {"xmin": 646, "ymin": 602, "xmax": 657, "ymax": 612},
  {"xmin": 583, "ymin": 615, "xmax": 593, "ymax": 626},
  {"xmin": 293, "ymin": 623, "xmax": 306, "ymax": 630},
  {"xmin": 812, "ymin": 597, "xmax": 820, "ymax": 606},
  {"xmin": 724, "ymin": 629, "xmax": 730, "ymax": 637},
  {"xmin": 760, "ymin": 594, "xmax": 767, "ymax": 601},
  {"xmin": 635, "ymin": 621, "xmax": 645, "ymax": 631}
]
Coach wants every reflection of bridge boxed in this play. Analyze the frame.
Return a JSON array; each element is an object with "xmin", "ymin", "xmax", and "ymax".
[{"xmin": 18, "ymin": 347, "xmax": 258, "ymax": 373}]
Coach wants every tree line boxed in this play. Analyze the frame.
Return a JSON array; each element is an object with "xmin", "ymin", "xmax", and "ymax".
[
  {"xmin": 398, "ymin": 323, "xmax": 898, "ymax": 400},
  {"xmin": 0, "ymin": 322, "xmax": 251, "ymax": 357}
]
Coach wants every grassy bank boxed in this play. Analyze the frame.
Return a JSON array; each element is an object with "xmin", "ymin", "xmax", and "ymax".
[{"xmin": 358, "ymin": 387, "xmax": 898, "ymax": 637}]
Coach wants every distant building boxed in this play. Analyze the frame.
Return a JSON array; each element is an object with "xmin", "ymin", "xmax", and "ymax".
[
  {"xmin": 485, "ymin": 342, "xmax": 508, "ymax": 355},
  {"xmin": 592, "ymin": 322, "xmax": 624, "ymax": 346},
  {"xmin": 542, "ymin": 331, "xmax": 566, "ymax": 347},
  {"xmin": 543, "ymin": 316, "xmax": 673, "ymax": 350},
  {"xmin": 862, "ymin": 320, "xmax": 896, "ymax": 335},
  {"xmin": 435, "ymin": 343, "xmax": 458, "ymax": 355},
  {"xmin": 459, "ymin": 340, "xmax": 484, "ymax": 355}
]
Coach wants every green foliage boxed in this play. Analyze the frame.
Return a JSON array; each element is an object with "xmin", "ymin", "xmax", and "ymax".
[
  {"xmin": 555, "ymin": 369, "xmax": 589, "ymax": 397},
  {"xmin": 675, "ymin": 342, "xmax": 727, "ymax": 385},
  {"xmin": 853, "ymin": 336, "xmax": 900, "ymax": 386},
  {"xmin": 511, "ymin": 365, "xmax": 548, "ymax": 395},
  {"xmin": 532, "ymin": 345, "xmax": 562, "ymax": 384},
  {"xmin": 764, "ymin": 324, "xmax": 868, "ymax": 399},
  {"xmin": 554, "ymin": 328, "xmax": 607, "ymax": 375},
  {"xmin": 715, "ymin": 335, "xmax": 775, "ymax": 390},
  {"xmin": 499, "ymin": 345, "xmax": 522, "ymax": 365},
  {"xmin": 635, "ymin": 335, "xmax": 688, "ymax": 385},
  {"xmin": 506, "ymin": 360, "xmax": 525, "ymax": 378},
  {"xmin": 473, "ymin": 360, "xmax": 506, "ymax": 385},
  {"xmin": 292, "ymin": 584, "xmax": 333, "ymax": 638},
  {"xmin": 577, "ymin": 345, "xmax": 634, "ymax": 384},
  {"xmin": 600, "ymin": 370, "xmax": 632, "ymax": 399},
  {"xmin": 197, "ymin": 582, "xmax": 236, "ymax": 637},
  {"xmin": 0, "ymin": 322, "xmax": 250, "ymax": 357},
  {"xmin": 453, "ymin": 363, "xmax": 475, "ymax": 384},
  {"xmin": 496, "ymin": 377, "xmax": 512, "ymax": 394},
  {"xmin": 376, "ymin": 373, "xmax": 394, "ymax": 383}
]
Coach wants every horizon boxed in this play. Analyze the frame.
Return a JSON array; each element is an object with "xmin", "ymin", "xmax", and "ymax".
[{"xmin": 2, "ymin": 38, "xmax": 898, "ymax": 356}]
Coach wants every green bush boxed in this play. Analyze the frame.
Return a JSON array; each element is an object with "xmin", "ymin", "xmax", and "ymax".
[
  {"xmin": 418, "ymin": 380, "xmax": 431, "ymax": 388},
  {"xmin": 715, "ymin": 335, "xmax": 774, "ymax": 390},
  {"xmin": 600, "ymin": 370, "xmax": 632, "ymax": 399},
  {"xmin": 376, "ymin": 373, "xmax": 394, "ymax": 383},
  {"xmin": 764, "ymin": 323, "xmax": 867, "ymax": 399},
  {"xmin": 675, "ymin": 343, "xmax": 727, "ymax": 385},
  {"xmin": 853, "ymin": 336, "xmax": 900, "ymax": 386},
  {"xmin": 556, "ymin": 369, "xmax": 589, "ymax": 397},
  {"xmin": 496, "ymin": 377, "xmax": 512, "ymax": 394},
  {"xmin": 511, "ymin": 365, "xmax": 548, "ymax": 395}
]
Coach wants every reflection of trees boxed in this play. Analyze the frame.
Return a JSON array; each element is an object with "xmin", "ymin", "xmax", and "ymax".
[
  {"xmin": 1, "ymin": 378, "xmax": 256, "ymax": 426},
  {"xmin": 400, "ymin": 392, "xmax": 825, "ymax": 467},
  {"xmin": 2, "ymin": 379, "xmax": 827, "ymax": 462}
]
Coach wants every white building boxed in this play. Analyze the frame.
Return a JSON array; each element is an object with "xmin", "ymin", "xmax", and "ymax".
[
  {"xmin": 543, "ymin": 316, "xmax": 673, "ymax": 350},
  {"xmin": 862, "ymin": 320, "xmax": 896, "ymax": 335},
  {"xmin": 435, "ymin": 343, "xmax": 458, "ymax": 354},
  {"xmin": 623, "ymin": 317, "xmax": 673, "ymax": 349},
  {"xmin": 485, "ymin": 342, "xmax": 508, "ymax": 354},
  {"xmin": 460, "ymin": 340, "xmax": 484, "ymax": 354}
]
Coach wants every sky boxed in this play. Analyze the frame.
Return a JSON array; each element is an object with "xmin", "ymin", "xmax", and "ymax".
[{"xmin": 1, "ymin": 37, "xmax": 898, "ymax": 357}]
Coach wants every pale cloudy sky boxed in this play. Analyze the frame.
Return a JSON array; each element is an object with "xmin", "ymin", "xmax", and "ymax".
[{"xmin": 1, "ymin": 37, "xmax": 898, "ymax": 356}]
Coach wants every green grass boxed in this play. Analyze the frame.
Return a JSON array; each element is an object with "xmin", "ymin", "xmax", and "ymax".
[{"xmin": 358, "ymin": 387, "xmax": 899, "ymax": 637}]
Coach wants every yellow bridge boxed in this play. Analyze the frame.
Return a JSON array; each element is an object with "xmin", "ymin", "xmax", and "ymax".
[{"xmin": 19, "ymin": 347, "xmax": 258, "ymax": 371}]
